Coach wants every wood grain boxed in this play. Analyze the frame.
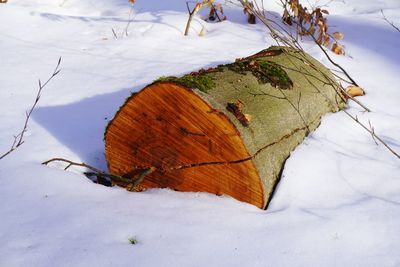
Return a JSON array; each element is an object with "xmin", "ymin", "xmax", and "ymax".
[{"xmin": 105, "ymin": 82, "xmax": 265, "ymax": 208}]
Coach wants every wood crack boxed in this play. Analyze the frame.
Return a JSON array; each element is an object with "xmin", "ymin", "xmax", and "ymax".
[{"xmin": 170, "ymin": 122, "xmax": 311, "ymax": 171}]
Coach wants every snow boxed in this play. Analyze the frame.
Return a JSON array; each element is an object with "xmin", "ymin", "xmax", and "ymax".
[{"xmin": 1, "ymin": 0, "xmax": 400, "ymax": 266}]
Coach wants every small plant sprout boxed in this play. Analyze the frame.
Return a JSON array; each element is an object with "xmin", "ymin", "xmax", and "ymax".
[{"xmin": 128, "ymin": 236, "xmax": 138, "ymax": 245}]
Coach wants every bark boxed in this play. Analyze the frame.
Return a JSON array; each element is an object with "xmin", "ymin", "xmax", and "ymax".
[{"xmin": 104, "ymin": 46, "xmax": 345, "ymax": 209}]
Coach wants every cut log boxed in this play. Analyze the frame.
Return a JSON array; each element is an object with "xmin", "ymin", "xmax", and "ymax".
[{"xmin": 104, "ymin": 46, "xmax": 345, "ymax": 209}]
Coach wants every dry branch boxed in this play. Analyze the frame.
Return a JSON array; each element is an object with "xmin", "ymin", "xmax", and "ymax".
[
  {"xmin": 0, "ymin": 57, "xmax": 62, "ymax": 160},
  {"xmin": 42, "ymin": 157, "xmax": 155, "ymax": 188},
  {"xmin": 184, "ymin": 2, "xmax": 204, "ymax": 36},
  {"xmin": 381, "ymin": 9, "xmax": 400, "ymax": 33}
]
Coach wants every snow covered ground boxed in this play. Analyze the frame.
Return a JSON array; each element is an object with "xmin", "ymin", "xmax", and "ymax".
[{"xmin": 0, "ymin": 0, "xmax": 399, "ymax": 266}]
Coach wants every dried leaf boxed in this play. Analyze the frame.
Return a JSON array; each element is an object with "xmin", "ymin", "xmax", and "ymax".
[
  {"xmin": 331, "ymin": 42, "xmax": 344, "ymax": 55},
  {"xmin": 332, "ymin": 31, "xmax": 344, "ymax": 40},
  {"xmin": 304, "ymin": 13, "xmax": 312, "ymax": 23},
  {"xmin": 293, "ymin": 6, "xmax": 299, "ymax": 17},
  {"xmin": 236, "ymin": 100, "xmax": 244, "ymax": 110},
  {"xmin": 289, "ymin": 0, "xmax": 298, "ymax": 10},
  {"xmin": 215, "ymin": 3, "xmax": 223, "ymax": 12},
  {"xmin": 203, "ymin": 0, "xmax": 214, "ymax": 7},
  {"xmin": 226, "ymin": 100, "xmax": 251, "ymax": 127},
  {"xmin": 208, "ymin": 7, "xmax": 216, "ymax": 21},
  {"xmin": 316, "ymin": 31, "xmax": 323, "ymax": 45},
  {"xmin": 346, "ymin": 86, "xmax": 364, "ymax": 97},
  {"xmin": 282, "ymin": 9, "xmax": 292, "ymax": 25},
  {"xmin": 321, "ymin": 9, "xmax": 329, "ymax": 15},
  {"xmin": 244, "ymin": 114, "xmax": 252, "ymax": 123},
  {"xmin": 308, "ymin": 24, "xmax": 316, "ymax": 35},
  {"xmin": 247, "ymin": 13, "xmax": 256, "ymax": 24},
  {"xmin": 323, "ymin": 35, "xmax": 330, "ymax": 47}
]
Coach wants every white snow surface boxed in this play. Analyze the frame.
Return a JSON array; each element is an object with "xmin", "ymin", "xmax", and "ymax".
[{"xmin": 1, "ymin": 0, "xmax": 400, "ymax": 266}]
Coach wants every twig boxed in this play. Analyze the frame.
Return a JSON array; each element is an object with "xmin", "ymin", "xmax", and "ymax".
[
  {"xmin": 111, "ymin": 28, "xmax": 118, "ymax": 39},
  {"xmin": 184, "ymin": 1, "xmax": 203, "ymax": 36},
  {"xmin": 210, "ymin": 3, "xmax": 223, "ymax": 22},
  {"xmin": 381, "ymin": 9, "xmax": 400, "ymax": 33},
  {"xmin": 0, "ymin": 57, "xmax": 62, "ymax": 160},
  {"xmin": 124, "ymin": 4, "xmax": 137, "ymax": 37},
  {"xmin": 305, "ymin": 28, "xmax": 359, "ymax": 87},
  {"xmin": 368, "ymin": 120, "xmax": 378, "ymax": 145},
  {"xmin": 343, "ymin": 110, "xmax": 400, "ymax": 159},
  {"xmin": 302, "ymin": 67, "xmax": 400, "ymax": 159},
  {"xmin": 42, "ymin": 157, "xmax": 155, "ymax": 187}
]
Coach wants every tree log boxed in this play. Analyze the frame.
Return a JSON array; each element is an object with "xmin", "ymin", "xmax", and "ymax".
[{"xmin": 104, "ymin": 46, "xmax": 345, "ymax": 209}]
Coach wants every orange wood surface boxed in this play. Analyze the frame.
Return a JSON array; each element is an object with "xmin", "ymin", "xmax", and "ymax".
[{"xmin": 105, "ymin": 82, "xmax": 265, "ymax": 208}]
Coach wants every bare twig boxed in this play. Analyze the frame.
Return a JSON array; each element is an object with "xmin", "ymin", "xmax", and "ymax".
[
  {"xmin": 42, "ymin": 157, "xmax": 155, "ymax": 187},
  {"xmin": 111, "ymin": 28, "xmax": 118, "ymax": 39},
  {"xmin": 124, "ymin": 4, "xmax": 137, "ymax": 37},
  {"xmin": 210, "ymin": 3, "xmax": 223, "ymax": 22},
  {"xmin": 306, "ymin": 29, "xmax": 359, "ymax": 87},
  {"xmin": 344, "ymin": 110, "xmax": 400, "ymax": 159},
  {"xmin": 302, "ymin": 66, "xmax": 400, "ymax": 159},
  {"xmin": 184, "ymin": 1, "xmax": 204, "ymax": 36},
  {"xmin": 368, "ymin": 120, "xmax": 378, "ymax": 145},
  {"xmin": 0, "ymin": 57, "xmax": 62, "ymax": 160},
  {"xmin": 381, "ymin": 9, "xmax": 400, "ymax": 33}
]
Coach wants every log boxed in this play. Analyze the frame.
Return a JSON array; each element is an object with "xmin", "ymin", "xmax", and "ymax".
[{"xmin": 104, "ymin": 46, "xmax": 345, "ymax": 209}]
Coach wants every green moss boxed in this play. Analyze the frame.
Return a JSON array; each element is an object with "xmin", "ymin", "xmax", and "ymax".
[
  {"xmin": 266, "ymin": 45, "xmax": 282, "ymax": 51},
  {"xmin": 157, "ymin": 74, "xmax": 216, "ymax": 93},
  {"xmin": 226, "ymin": 59, "xmax": 293, "ymax": 89},
  {"xmin": 258, "ymin": 61, "xmax": 293, "ymax": 89}
]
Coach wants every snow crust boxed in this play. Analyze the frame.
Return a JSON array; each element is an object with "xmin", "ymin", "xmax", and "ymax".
[{"xmin": 0, "ymin": 0, "xmax": 399, "ymax": 266}]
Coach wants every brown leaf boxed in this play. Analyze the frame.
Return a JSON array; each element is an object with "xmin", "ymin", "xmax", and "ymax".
[
  {"xmin": 282, "ymin": 9, "xmax": 292, "ymax": 25},
  {"xmin": 331, "ymin": 42, "xmax": 344, "ymax": 55},
  {"xmin": 293, "ymin": 6, "xmax": 299, "ymax": 17},
  {"xmin": 316, "ymin": 31, "xmax": 323, "ymax": 45},
  {"xmin": 323, "ymin": 35, "xmax": 330, "ymax": 47},
  {"xmin": 244, "ymin": 114, "xmax": 252, "ymax": 123},
  {"xmin": 321, "ymin": 9, "xmax": 329, "ymax": 15},
  {"xmin": 332, "ymin": 31, "xmax": 344, "ymax": 40},
  {"xmin": 203, "ymin": 0, "xmax": 214, "ymax": 8},
  {"xmin": 304, "ymin": 13, "xmax": 312, "ymax": 23},
  {"xmin": 235, "ymin": 100, "xmax": 244, "ymax": 110},
  {"xmin": 208, "ymin": 7, "xmax": 216, "ymax": 21},
  {"xmin": 346, "ymin": 86, "xmax": 364, "ymax": 97},
  {"xmin": 226, "ymin": 100, "xmax": 251, "ymax": 127},
  {"xmin": 247, "ymin": 13, "xmax": 256, "ymax": 24},
  {"xmin": 308, "ymin": 24, "xmax": 316, "ymax": 35},
  {"xmin": 215, "ymin": 3, "xmax": 223, "ymax": 12}
]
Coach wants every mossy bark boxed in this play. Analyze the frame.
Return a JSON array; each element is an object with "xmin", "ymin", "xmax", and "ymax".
[{"xmin": 105, "ymin": 46, "xmax": 345, "ymax": 209}]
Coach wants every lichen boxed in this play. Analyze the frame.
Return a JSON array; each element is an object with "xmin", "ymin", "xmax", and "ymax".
[
  {"xmin": 226, "ymin": 59, "xmax": 293, "ymax": 89},
  {"xmin": 157, "ymin": 74, "xmax": 216, "ymax": 93}
]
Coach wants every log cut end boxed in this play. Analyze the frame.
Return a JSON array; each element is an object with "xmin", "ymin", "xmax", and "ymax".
[{"xmin": 105, "ymin": 82, "xmax": 265, "ymax": 208}]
